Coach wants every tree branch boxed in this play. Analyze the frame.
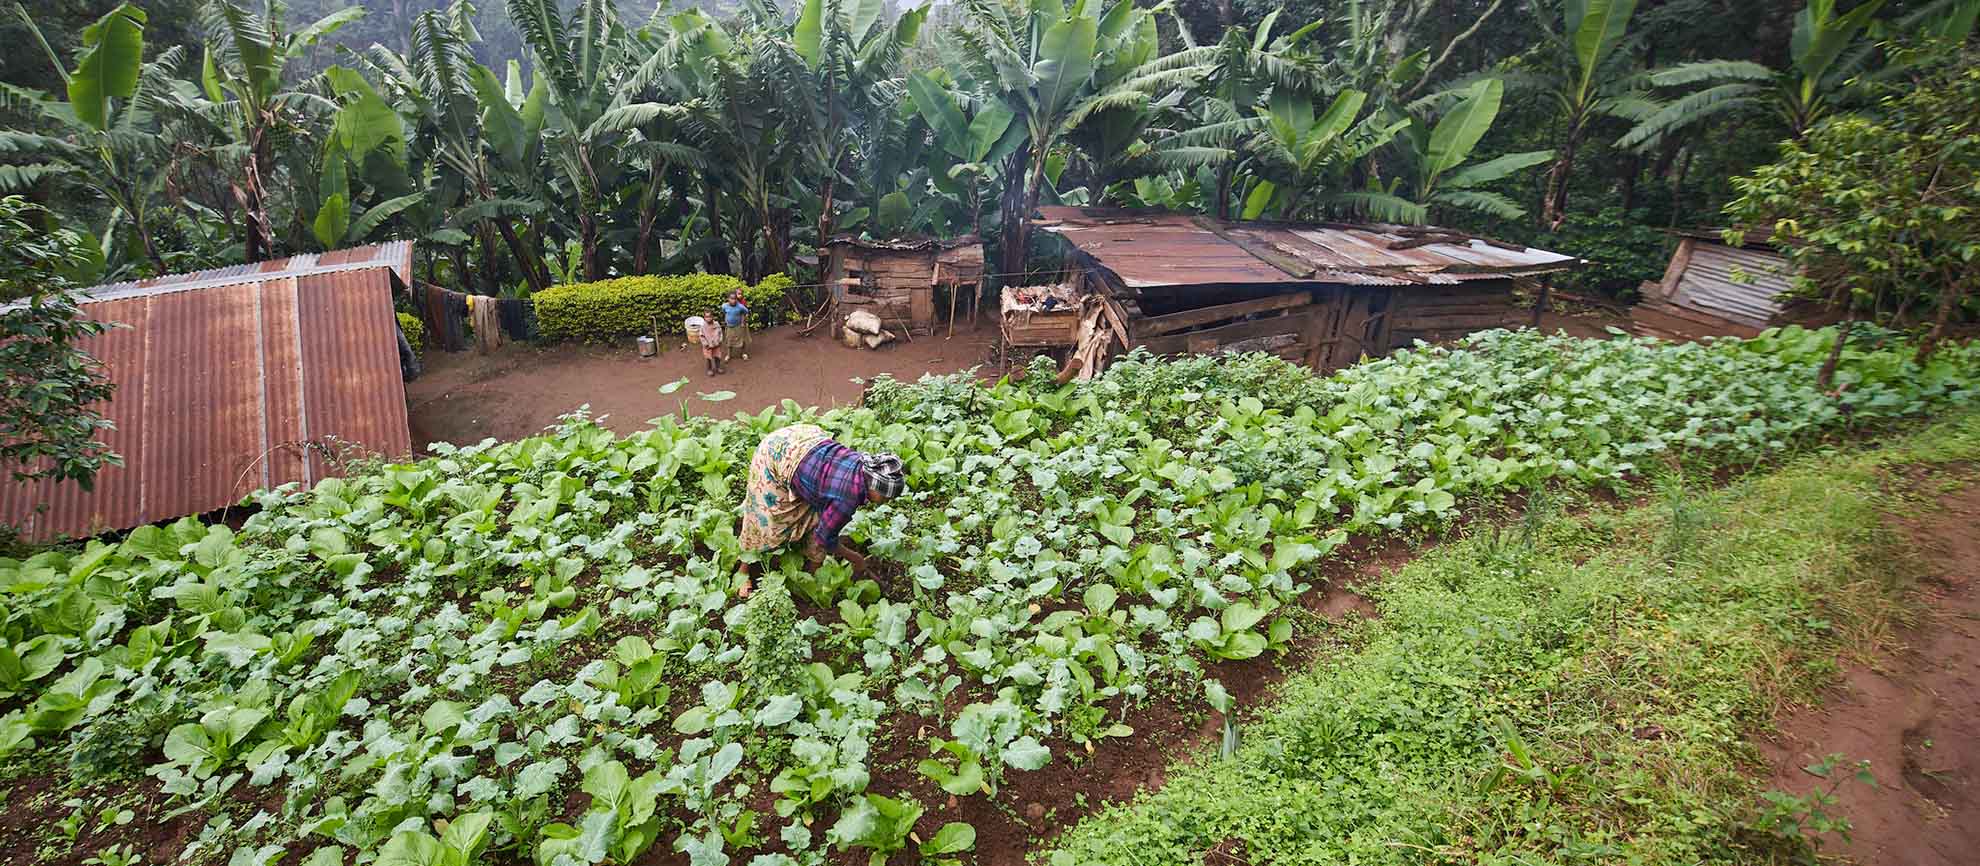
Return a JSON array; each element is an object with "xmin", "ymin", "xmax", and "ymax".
[{"xmin": 1405, "ymin": 0, "xmax": 1510, "ymax": 99}]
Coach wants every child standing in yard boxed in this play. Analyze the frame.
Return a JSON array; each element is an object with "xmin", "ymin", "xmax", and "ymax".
[
  {"xmin": 722, "ymin": 290, "xmax": 751, "ymax": 361},
  {"xmin": 699, "ymin": 308, "xmax": 725, "ymax": 376}
]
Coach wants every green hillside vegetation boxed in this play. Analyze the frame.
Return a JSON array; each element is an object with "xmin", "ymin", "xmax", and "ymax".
[{"xmin": 1, "ymin": 327, "xmax": 1976, "ymax": 865}]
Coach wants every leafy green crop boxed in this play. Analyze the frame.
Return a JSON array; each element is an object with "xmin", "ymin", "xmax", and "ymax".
[{"xmin": 0, "ymin": 326, "xmax": 1973, "ymax": 865}]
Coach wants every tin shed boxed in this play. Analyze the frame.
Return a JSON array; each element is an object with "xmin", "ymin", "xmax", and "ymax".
[
  {"xmin": 1631, "ymin": 231, "xmax": 1824, "ymax": 340},
  {"xmin": 0, "ymin": 243, "xmax": 416, "ymax": 541},
  {"xmin": 1038, "ymin": 208, "xmax": 1583, "ymax": 371}
]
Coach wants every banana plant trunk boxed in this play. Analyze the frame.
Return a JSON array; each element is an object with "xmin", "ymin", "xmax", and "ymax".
[
  {"xmin": 579, "ymin": 210, "xmax": 602, "ymax": 283},
  {"xmin": 635, "ymin": 157, "xmax": 662, "ymax": 275},
  {"xmin": 756, "ymin": 199, "xmax": 785, "ymax": 280},
  {"xmin": 477, "ymin": 222, "xmax": 501, "ymax": 293},
  {"xmin": 130, "ymin": 197, "xmax": 167, "ymax": 273},
  {"xmin": 817, "ymin": 172, "xmax": 837, "ymax": 253},
  {"xmin": 495, "ymin": 219, "xmax": 549, "ymax": 295},
  {"xmin": 1539, "ymin": 130, "xmax": 1579, "ymax": 230},
  {"xmin": 997, "ymin": 143, "xmax": 1032, "ymax": 277},
  {"xmin": 702, "ymin": 177, "xmax": 732, "ymax": 276},
  {"xmin": 234, "ymin": 130, "xmax": 277, "ymax": 263}
]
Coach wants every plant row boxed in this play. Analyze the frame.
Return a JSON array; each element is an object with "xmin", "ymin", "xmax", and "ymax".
[{"xmin": 0, "ymin": 327, "xmax": 1974, "ymax": 866}]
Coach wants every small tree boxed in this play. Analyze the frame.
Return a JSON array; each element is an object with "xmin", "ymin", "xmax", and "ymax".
[
  {"xmin": 1723, "ymin": 44, "xmax": 1979, "ymax": 384},
  {"xmin": 0, "ymin": 197, "xmax": 120, "ymax": 492}
]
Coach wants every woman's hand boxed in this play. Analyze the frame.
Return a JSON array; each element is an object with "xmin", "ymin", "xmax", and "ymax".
[
  {"xmin": 837, "ymin": 545, "xmax": 870, "ymax": 573},
  {"xmin": 803, "ymin": 540, "xmax": 868, "ymax": 574}
]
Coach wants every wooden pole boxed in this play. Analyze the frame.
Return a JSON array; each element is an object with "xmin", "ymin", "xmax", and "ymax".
[
  {"xmin": 948, "ymin": 282, "xmax": 958, "ymax": 339},
  {"xmin": 1531, "ymin": 279, "xmax": 1550, "ymax": 329}
]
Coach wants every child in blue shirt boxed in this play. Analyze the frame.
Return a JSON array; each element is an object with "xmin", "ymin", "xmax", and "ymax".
[{"xmin": 721, "ymin": 291, "xmax": 751, "ymax": 360}]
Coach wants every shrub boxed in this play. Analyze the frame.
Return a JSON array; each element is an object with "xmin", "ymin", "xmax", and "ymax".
[
  {"xmin": 396, "ymin": 311, "xmax": 425, "ymax": 358},
  {"xmin": 534, "ymin": 273, "xmax": 792, "ymax": 342}
]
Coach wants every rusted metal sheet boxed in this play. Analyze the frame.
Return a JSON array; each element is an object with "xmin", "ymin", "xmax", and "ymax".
[
  {"xmin": 1666, "ymin": 242, "xmax": 1794, "ymax": 329},
  {"xmin": 1632, "ymin": 237, "xmax": 1809, "ymax": 340},
  {"xmin": 297, "ymin": 271, "xmax": 412, "ymax": 481},
  {"xmin": 0, "ymin": 252, "xmax": 413, "ymax": 541},
  {"xmin": 1038, "ymin": 207, "xmax": 1580, "ymax": 292}
]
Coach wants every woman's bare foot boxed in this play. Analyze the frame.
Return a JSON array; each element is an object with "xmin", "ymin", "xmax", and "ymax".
[{"xmin": 736, "ymin": 574, "xmax": 753, "ymax": 599}]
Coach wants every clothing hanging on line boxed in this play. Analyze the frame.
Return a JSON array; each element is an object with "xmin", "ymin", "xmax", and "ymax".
[
  {"xmin": 468, "ymin": 294, "xmax": 505, "ymax": 354},
  {"xmin": 496, "ymin": 297, "xmax": 535, "ymax": 341},
  {"xmin": 421, "ymin": 283, "xmax": 468, "ymax": 352}
]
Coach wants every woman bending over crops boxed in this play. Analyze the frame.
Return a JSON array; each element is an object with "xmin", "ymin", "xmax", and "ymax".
[{"xmin": 735, "ymin": 424, "xmax": 905, "ymax": 597}]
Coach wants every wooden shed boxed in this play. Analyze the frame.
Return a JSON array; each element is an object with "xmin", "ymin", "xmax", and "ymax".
[
  {"xmin": 1038, "ymin": 208, "xmax": 1583, "ymax": 372},
  {"xmin": 823, "ymin": 235, "xmax": 984, "ymax": 335},
  {"xmin": 1631, "ymin": 230, "xmax": 1827, "ymax": 340}
]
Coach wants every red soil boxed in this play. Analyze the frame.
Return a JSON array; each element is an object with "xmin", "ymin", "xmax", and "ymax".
[
  {"xmin": 1759, "ymin": 469, "xmax": 1980, "ymax": 866},
  {"xmin": 406, "ymin": 323, "xmax": 998, "ymax": 450}
]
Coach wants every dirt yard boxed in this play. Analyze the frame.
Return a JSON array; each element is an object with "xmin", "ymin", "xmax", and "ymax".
[
  {"xmin": 406, "ymin": 324, "xmax": 997, "ymax": 449},
  {"xmin": 1762, "ymin": 471, "xmax": 1980, "ymax": 866},
  {"xmin": 405, "ymin": 309, "xmax": 1625, "ymax": 450}
]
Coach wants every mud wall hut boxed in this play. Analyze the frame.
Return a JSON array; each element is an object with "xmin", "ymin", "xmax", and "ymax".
[{"xmin": 1038, "ymin": 208, "xmax": 1583, "ymax": 371}]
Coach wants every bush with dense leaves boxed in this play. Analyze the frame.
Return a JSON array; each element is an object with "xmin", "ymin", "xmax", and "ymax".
[
  {"xmin": 396, "ymin": 311, "xmax": 425, "ymax": 357},
  {"xmin": 534, "ymin": 273, "xmax": 792, "ymax": 342}
]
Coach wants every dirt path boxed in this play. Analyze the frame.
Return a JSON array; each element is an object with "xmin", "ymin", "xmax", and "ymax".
[
  {"xmin": 1761, "ymin": 472, "xmax": 1980, "ymax": 865},
  {"xmin": 406, "ymin": 324, "xmax": 996, "ymax": 449}
]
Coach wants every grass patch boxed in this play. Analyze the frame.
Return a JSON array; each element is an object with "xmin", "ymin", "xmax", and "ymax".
[{"xmin": 1046, "ymin": 412, "xmax": 1980, "ymax": 866}]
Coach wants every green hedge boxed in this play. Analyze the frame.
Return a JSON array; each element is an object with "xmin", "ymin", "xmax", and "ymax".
[
  {"xmin": 396, "ymin": 311, "xmax": 424, "ymax": 358},
  {"xmin": 534, "ymin": 273, "xmax": 794, "ymax": 342}
]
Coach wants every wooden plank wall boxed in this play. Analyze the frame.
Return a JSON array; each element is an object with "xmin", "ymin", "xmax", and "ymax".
[
  {"xmin": 1118, "ymin": 280, "xmax": 1519, "ymax": 372},
  {"xmin": 840, "ymin": 248, "xmax": 938, "ymax": 333},
  {"xmin": 1383, "ymin": 281, "xmax": 1519, "ymax": 349}
]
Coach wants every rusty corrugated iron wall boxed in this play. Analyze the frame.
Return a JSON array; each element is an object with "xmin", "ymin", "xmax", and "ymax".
[{"xmin": 0, "ymin": 256, "xmax": 413, "ymax": 542}]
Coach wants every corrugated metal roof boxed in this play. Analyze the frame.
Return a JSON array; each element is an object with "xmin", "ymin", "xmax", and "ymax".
[
  {"xmin": 76, "ymin": 240, "xmax": 414, "ymax": 303},
  {"xmin": 1668, "ymin": 242, "xmax": 1796, "ymax": 329},
  {"xmin": 1038, "ymin": 208, "xmax": 1580, "ymax": 291},
  {"xmin": 1, "ymin": 248, "xmax": 413, "ymax": 541}
]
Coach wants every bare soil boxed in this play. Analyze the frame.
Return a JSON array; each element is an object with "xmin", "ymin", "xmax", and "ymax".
[
  {"xmin": 1760, "ymin": 470, "xmax": 1980, "ymax": 866},
  {"xmin": 406, "ymin": 324, "xmax": 998, "ymax": 449},
  {"xmin": 405, "ymin": 312, "xmax": 1624, "ymax": 452}
]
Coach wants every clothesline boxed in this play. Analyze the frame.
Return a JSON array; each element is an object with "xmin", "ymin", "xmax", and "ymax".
[{"xmin": 412, "ymin": 269, "xmax": 1075, "ymax": 352}]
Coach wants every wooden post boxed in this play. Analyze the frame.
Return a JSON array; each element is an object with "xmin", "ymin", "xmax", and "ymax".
[
  {"xmin": 948, "ymin": 282, "xmax": 958, "ymax": 339},
  {"xmin": 1531, "ymin": 278, "xmax": 1551, "ymax": 329}
]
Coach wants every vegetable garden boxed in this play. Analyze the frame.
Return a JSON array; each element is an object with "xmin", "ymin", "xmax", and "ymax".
[{"xmin": 3, "ymin": 327, "xmax": 1978, "ymax": 866}]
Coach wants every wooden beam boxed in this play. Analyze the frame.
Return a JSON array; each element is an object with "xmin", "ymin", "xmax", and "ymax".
[
  {"xmin": 1136, "ymin": 291, "xmax": 1314, "ymax": 336},
  {"xmin": 1191, "ymin": 217, "xmax": 1318, "ymax": 279},
  {"xmin": 1652, "ymin": 238, "xmax": 1694, "ymax": 301}
]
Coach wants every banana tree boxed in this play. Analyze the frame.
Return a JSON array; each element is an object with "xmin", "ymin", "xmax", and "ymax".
[
  {"xmin": 1131, "ymin": 8, "xmax": 1325, "ymax": 217},
  {"xmin": 1393, "ymin": 78, "xmax": 1554, "ymax": 221},
  {"xmin": 1526, "ymin": 0, "xmax": 1641, "ymax": 229},
  {"xmin": 358, "ymin": 8, "xmax": 553, "ymax": 293},
  {"xmin": 1618, "ymin": 0, "xmax": 1978, "ymax": 150},
  {"xmin": 788, "ymin": 0, "xmax": 928, "ymax": 248},
  {"xmin": 504, "ymin": 0, "xmax": 648, "ymax": 282},
  {"xmin": 906, "ymin": 70, "xmax": 1021, "ymax": 239},
  {"xmin": 309, "ymin": 67, "xmax": 423, "ymax": 251},
  {"xmin": 179, "ymin": 1, "xmax": 364, "ymax": 262},
  {"xmin": 1236, "ymin": 88, "xmax": 1415, "ymax": 222},
  {"xmin": 954, "ymin": 0, "xmax": 1169, "ymax": 274},
  {"xmin": 0, "ymin": 3, "xmax": 170, "ymax": 273}
]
